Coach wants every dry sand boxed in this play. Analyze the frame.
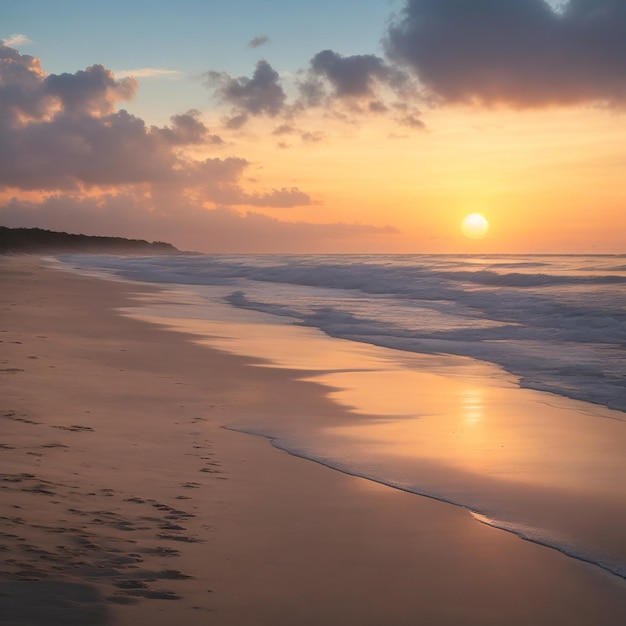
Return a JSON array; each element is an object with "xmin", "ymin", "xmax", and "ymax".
[{"xmin": 1, "ymin": 255, "xmax": 625, "ymax": 625}]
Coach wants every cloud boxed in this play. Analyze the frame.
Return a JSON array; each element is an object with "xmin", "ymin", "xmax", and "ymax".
[
  {"xmin": 0, "ymin": 44, "xmax": 136, "ymax": 125},
  {"xmin": 391, "ymin": 102, "xmax": 427, "ymax": 129},
  {"xmin": 398, "ymin": 113, "xmax": 426, "ymax": 129},
  {"xmin": 224, "ymin": 112, "xmax": 249, "ymax": 129},
  {"xmin": 0, "ymin": 44, "xmax": 309, "ymax": 207},
  {"xmin": 205, "ymin": 60, "xmax": 287, "ymax": 117},
  {"xmin": 156, "ymin": 110, "xmax": 223, "ymax": 145},
  {"xmin": 272, "ymin": 123, "xmax": 297, "ymax": 136},
  {"xmin": 0, "ymin": 196, "xmax": 397, "ymax": 253},
  {"xmin": 271, "ymin": 123, "xmax": 325, "ymax": 145},
  {"xmin": 301, "ymin": 131, "xmax": 324, "ymax": 143},
  {"xmin": 1, "ymin": 109, "xmax": 176, "ymax": 190},
  {"xmin": 0, "ymin": 44, "xmax": 51, "ymax": 122},
  {"xmin": 115, "ymin": 68, "xmax": 180, "ymax": 79},
  {"xmin": 248, "ymin": 35, "xmax": 270, "ymax": 49},
  {"xmin": 44, "ymin": 64, "xmax": 137, "ymax": 117},
  {"xmin": 307, "ymin": 49, "xmax": 399, "ymax": 99},
  {"xmin": 1, "ymin": 33, "xmax": 32, "ymax": 47},
  {"xmin": 385, "ymin": 0, "xmax": 626, "ymax": 108},
  {"xmin": 0, "ymin": 46, "xmax": 226, "ymax": 193},
  {"xmin": 295, "ymin": 51, "xmax": 423, "ymax": 125},
  {"xmin": 0, "ymin": 45, "xmax": 173, "ymax": 190},
  {"xmin": 204, "ymin": 50, "xmax": 423, "ymax": 129},
  {"xmin": 183, "ymin": 157, "xmax": 312, "ymax": 208},
  {"xmin": 245, "ymin": 187, "xmax": 313, "ymax": 208}
]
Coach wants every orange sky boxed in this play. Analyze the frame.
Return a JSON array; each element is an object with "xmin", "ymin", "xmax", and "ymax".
[
  {"xmin": 215, "ymin": 105, "xmax": 626, "ymax": 253},
  {"xmin": 2, "ymin": 1, "xmax": 626, "ymax": 254}
]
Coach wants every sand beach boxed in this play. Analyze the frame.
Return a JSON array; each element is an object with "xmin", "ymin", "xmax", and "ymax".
[{"xmin": 1, "ymin": 255, "xmax": 626, "ymax": 625}]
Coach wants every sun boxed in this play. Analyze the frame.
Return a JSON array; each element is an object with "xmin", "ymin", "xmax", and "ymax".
[{"xmin": 461, "ymin": 213, "xmax": 489, "ymax": 239}]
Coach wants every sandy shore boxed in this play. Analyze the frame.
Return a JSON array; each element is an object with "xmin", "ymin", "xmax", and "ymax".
[{"xmin": 1, "ymin": 255, "xmax": 626, "ymax": 625}]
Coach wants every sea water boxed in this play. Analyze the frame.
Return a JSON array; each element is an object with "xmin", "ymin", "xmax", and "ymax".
[
  {"xmin": 63, "ymin": 253, "xmax": 626, "ymax": 412},
  {"xmin": 58, "ymin": 253, "xmax": 626, "ymax": 578}
]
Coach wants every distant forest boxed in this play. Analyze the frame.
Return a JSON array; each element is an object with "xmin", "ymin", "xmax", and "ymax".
[{"xmin": 0, "ymin": 227, "xmax": 179, "ymax": 255}]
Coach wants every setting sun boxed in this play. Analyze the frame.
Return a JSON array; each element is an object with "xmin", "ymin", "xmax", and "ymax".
[{"xmin": 461, "ymin": 213, "xmax": 489, "ymax": 239}]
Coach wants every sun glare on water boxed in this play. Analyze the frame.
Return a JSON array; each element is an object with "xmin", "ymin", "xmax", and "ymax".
[{"xmin": 461, "ymin": 213, "xmax": 489, "ymax": 239}]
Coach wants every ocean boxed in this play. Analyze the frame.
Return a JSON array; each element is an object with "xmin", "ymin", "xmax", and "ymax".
[{"xmin": 58, "ymin": 253, "xmax": 626, "ymax": 579}]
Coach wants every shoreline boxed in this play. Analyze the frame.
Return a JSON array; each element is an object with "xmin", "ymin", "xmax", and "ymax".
[
  {"xmin": 120, "ymin": 269, "xmax": 626, "ymax": 580},
  {"xmin": 2, "ymin": 255, "xmax": 626, "ymax": 625}
]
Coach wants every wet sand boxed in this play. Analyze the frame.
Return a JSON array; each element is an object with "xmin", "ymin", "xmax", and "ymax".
[{"xmin": 1, "ymin": 255, "xmax": 625, "ymax": 625}]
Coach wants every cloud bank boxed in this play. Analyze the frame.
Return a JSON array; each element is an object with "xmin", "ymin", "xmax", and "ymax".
[
  {"xmin": 0, "ymin": 196, "xmax": 398, "ymax": 253},
  {"xmin": 385, "ymin": 0, "xmax": 626, "ymax": 107}
]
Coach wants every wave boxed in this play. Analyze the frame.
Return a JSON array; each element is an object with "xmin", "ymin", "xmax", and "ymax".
[
  {"xmin": 439, "ymin": 269, "xmax": 626, "ymax": 287},
  {"xmin": 59, "ymin": 253, "xmax": 626, "ymax": 413}
]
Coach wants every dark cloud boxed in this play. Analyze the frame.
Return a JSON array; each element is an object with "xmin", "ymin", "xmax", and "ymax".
[
  {"xmin": 0, "ymin": 44, "xmax": 73, "ymax": 123},
  {"xmin": 248, "ymin": 35, "xmax": 269, "ymax": 49},
  {"xmin": 385, "ymin": 0, "xmax": 626, "ymax": 107},
  {"xmin": 204, "ymin": 50, "xmax": 423, "ymax": 129},
  {"xmin": 296, "ymin": 74, "xmax": 327, "ymax": 107},
  {"xmin": 44, "ymin": 64, "xmax": 136, "ymax": 117},
  {"xmin": 0, "ymin": 108, "xmax": 178, "ymax": 190},
  {"xmin": 296, "ymin": 50, "xmax": 416, "ymax": 115},
  {"xmin": 0, "ymin": 45, "xmax": 301, "ymax": 206},
  {"xmin": 0, "ymin": 44, "xmax": 173, "ymax": 190},
  {"xmin": 309, "ymin": 50, "xmax": 395, "ymax": 99},
  {"xmin": 0, "ymin": 45, "xmax": 135, "ymax": 123},
  {"xmin": 205, "ymin": 60, "xmax": 287, "ymax": 117},
  {"xmin": 156, "ymin": 110, "xmax": 223, "ymax": 145},
  {"xmin": 368, "ymin": 100, "xmax": 388, "ymax": 113}
]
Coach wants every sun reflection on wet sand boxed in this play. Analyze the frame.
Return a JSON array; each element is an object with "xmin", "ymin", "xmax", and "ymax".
[
  {"xmin": 462, "ymin": 388, "xmax": 483, "ymax": 426},
  {"xmin": 321, "ymin": 364, "xmax": 626, "ymax": 495},
  {"xmin": 129, "ymin": 307, "xmax": 626, "ymax": 496},
  {"xmin": 124, "ymin": 297, "xmax": 626, "ymax": 575}
]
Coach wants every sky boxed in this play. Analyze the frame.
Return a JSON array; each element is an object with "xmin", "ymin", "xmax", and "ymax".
[{"xmin": 2, "ymin": 0, "xmax": 626, "ymax": 254}]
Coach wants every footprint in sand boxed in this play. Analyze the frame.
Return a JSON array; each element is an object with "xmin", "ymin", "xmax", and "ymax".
[{"xmin": 52, "ymin": 425, "xmax": 95, "ymax": 432}]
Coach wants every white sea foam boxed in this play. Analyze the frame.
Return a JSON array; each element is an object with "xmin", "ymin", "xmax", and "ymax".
[{"xmin": 61, "ymin": 253, "xmax": 626, "ymax": 413}]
